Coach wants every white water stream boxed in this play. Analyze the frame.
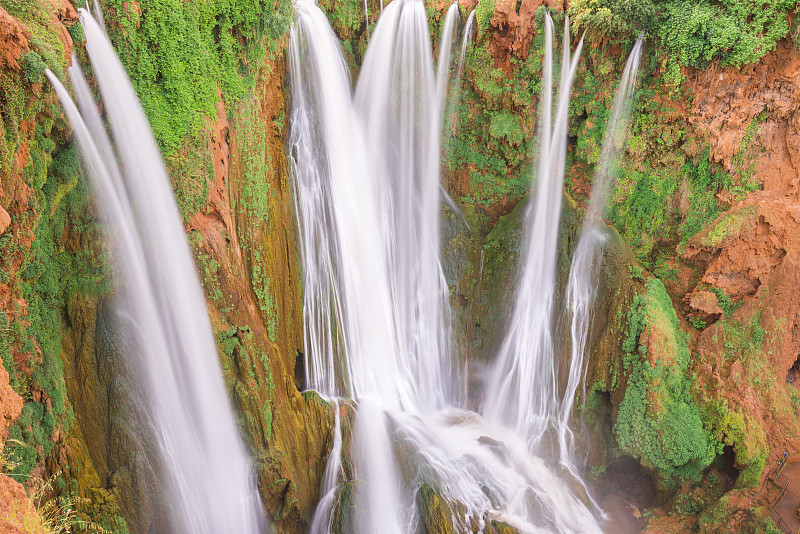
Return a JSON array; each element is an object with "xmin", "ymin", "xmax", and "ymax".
[
  {"xmin": 289, "ymin": 2, "xmax": 612, "ymax": 533},
  {"xmin": 483, "ymin": 13, "xmax": 584, "ymax": 454},
  {"xmin": 48, "ymin": 10, "xmax": 266, "ymax": 533},
  {"xmin": 561, "ymin": 38, "xmax": 644, "ymax": 471}
]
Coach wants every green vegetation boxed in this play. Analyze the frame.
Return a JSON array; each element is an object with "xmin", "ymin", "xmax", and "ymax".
[
  {"xmin": 614, "ymin": 277, "xmax": 718, "ymax": 486},
  {"xmin": 105, "ymin": 0, "xmax": 292, "ymax": 221},
  {"xmin": 448, "ymin": 10, "xmax": 560, "ymax": 211},
  {"xmin": 2, "ymin": 140, "xmax": 110, "ymax": 484},
  {"xmin": 22, "ymin": 51, "xmax": 47, "ymax": 84},
  {"xmin": 678, "ymin": 150, "xmax": 726, "ymax": 245},
  {"xmin": 569, "ymin": 0, "xmax": 654, "ymax": 45},
  {"xmin": 702, "ymin": 206, "xmax": 755, "ymax": 247},
  {"xmin": 569, "ymin": 0, "xmax": 797, "ymax": 87},
  {"xmin": 474, "ymin": 0, "xmax": 495, "ymax": 38},
  {"xmin": 706, "ymin": 401, "xmax": 767, "ymax": 488}
]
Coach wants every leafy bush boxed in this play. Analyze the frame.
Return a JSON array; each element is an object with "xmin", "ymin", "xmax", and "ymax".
[
  {"xmin": 475, "ymin": 0, "xmax": 495, "ymax": 38},
  {"xmin": 569, "ymin": 0, "xmax": 655, "ymax": 44},
  {"xmin": 570, "ymin": 0, "xmax": 796, "ymax": 88},
  {"xmin": 659, "ymin": 0, "xmax": 794, "ymax": 69},
  {"xmin": 22, "ymin": 51, "xmax": 46, "ymax": 84},
  {"xmin": 615, "ymin": 278, "xmax": 719, "ymax": 486},
  {"xmin": 105, "ymin": 0, "xmax": 292, "ymax": 221}
]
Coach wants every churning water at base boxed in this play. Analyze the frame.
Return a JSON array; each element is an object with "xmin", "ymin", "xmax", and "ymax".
[
  {"xmin": 48, "ymin": 10, "xmax": 266, "ymax": 533},
  {"xmin": 289, "ymin": 2, "xmax": 608, "ymax": 533}
]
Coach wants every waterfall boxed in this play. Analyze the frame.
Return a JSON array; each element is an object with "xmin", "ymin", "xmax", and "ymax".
[
  {"xmin": 560, "ymin": 37, "xmax": 644, "ymax": 467},
  {"xmin": 456, "ymin": 9, "xmax": 476, "ymax": 76},
  {"xmin": 483, "ymin": 13, "xmax": 584, "ymax": 452},
  {"xmin": 290, "ymin": 2, "xmax": 604, "ymax": 533},
  {"xmin": 436, "ymin": 2, "xmax": 460, "ymax": 111},
  {"xmin": 288, "ymin": 3, "xmax": 405, "ymax": 531},
  {"xmin": 355, "ymin": 0, "xmax": 455, "ymax": 413},
  {"xmin": 47, "ymin": 9, "xmax": 266, "ymax": 533}
]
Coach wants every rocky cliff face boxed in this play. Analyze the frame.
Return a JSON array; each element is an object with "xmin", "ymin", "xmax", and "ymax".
[{"xmin": 1, "ymin": 0, "xmax": 800, "ymax": 531}]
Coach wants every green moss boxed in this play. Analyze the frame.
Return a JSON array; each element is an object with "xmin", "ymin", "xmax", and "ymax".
[
  {"xmin": 236, "ymin": 98, "xmax": 274, "ymax": 223},
  {"xmin": 251, "ymin": 259, "xmax": 278, "ymax": 343},
  {"xmin": 614, "ymin": 278, "xmax": 718, "ymax": 486},
  {"xmin": 702, "ymin": 206, "xmax": 755, "ymax": 247},
  {"xmin": 263, "ymin": 399, "xmax": 273, "ymax": 442},
  {"xmin": 104, "ymin": 0, "xmax": 292, "ymax": 221}
]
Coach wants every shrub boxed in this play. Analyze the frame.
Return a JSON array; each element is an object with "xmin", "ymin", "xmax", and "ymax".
[{"xmin": 22, "ymin": 51, "xmax": 46, "ymax": 84}]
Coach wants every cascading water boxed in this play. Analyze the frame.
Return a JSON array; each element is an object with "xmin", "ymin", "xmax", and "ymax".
[
  {"xmin": 355, "ymin": 0, "xmax": 455, "ymax": 413},
  {"xmin": 456, "ymin": 9, "xmax": 476, "ymax": 74},
  {"xmin": 436, "ymin": 2, "xmax": 460, "ymax": 110},
  {"xmin": 288, "ymin": 3, "xmax": 404, "ymax": 531},
  {"xmin": 483, "ymin": 13, "xmax": 584, "ymax": 453},
  {"xmin": 290, "ymin": 2, "xmax": 605, "ymax": 533},
  {"xmin": 560, "ymin": 37, "xmax": 644, "ymax": 468},
  {"xmin": 47, "ymin": 10, "xmax": 266, "ymax": 533}
]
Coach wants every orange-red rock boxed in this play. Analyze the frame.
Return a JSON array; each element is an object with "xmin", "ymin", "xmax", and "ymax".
[
  {"xmin": 0, "ymin": 207, "xmax": 10, "ymax": 237},
  {"xmin": 0, "ymin": 7, "xmax": 30, "ymax": 71},
  {"xmin": 684, "ymin": 289, "xmax": 723, "ymax": 324},
  {"xmin": 489, "ymin": 0, "xmax": 545, "ymax": 74}
]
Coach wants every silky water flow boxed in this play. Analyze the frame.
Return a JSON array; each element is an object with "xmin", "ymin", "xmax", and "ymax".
[
  {"xmin": 47, "ymin": 10, "xmax": 267, "ymax": 533},
  {"xmin": 288, "ymin": 2, "xmax": 615, "ymax": 533}
]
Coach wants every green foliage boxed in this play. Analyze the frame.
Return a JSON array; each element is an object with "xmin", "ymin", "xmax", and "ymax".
[
  {"xmin": 627, "ymin": 264, "xmax": 644, "ymax": 281},
  {"xmin": 709, "ymin": 287, "xmax": 740, "ymax": 318},
  {"xmin": 609, "ymin": 165, "xmax": 679, "ymax": 262},
  {"xmin": 730, "ymin": 111, "xmax": 767, "ymax": 189},
  {"xmin": 489, "ymin": 111, "xmax": 524, "ymax": 145},
  {"xmin": 1, "ymin": 138, "xmax": 111, "ymax": 482},
  {"xmin": 678, "ymin": 150, "xmax": 728, "ymax": 245},
  {"xmin": 706, "ymin": 401, "xmax": 767, "ymax": 488},
  {"xmin": 702, "ymin": 206, "xmax": 755, "ymax": 247},
  {"xmin": 105, "ymin": 0, "xmax": 292, "ymax": 221},
  {"xmin": 475, "ymin": 0, "xmax": 495, "ymax": 38},
  {"xmin": 615, "ymin": 278, "xmax": 719, "ymax": 486},
  {"xmin": 448, "ymin": 32, "xmax": 544, "ymax": 208},
  {"xmin": 22, "ymin": 51, "xmax": 47, "ymax": 84},
  {"xmin": 569, "ymin": 0, "xmax": 655, "ymax": 44},
  {"xmin": 688, "ymin": 317, "xmax": 706, "ymax": 330},
  {"xmin": 658, "ymin": 0, "xmax": 794, "ymax": 70},
  {"xmin": 2, "ymin": 0, "xmax": 71, "ymax": 78},
  {"xmin": 570, "ymin": 0, "xmax": 795, "ymax": 89}
]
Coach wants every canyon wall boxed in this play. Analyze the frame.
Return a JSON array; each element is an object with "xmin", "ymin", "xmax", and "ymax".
[{"xmin": 0, "ymin": 0, "xmax": 798, "ymax": 531}]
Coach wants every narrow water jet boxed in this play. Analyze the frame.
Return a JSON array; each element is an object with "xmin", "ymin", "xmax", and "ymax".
[
  {"xmin": 47, "ymin": 10, "xmax": 267, "ymax": 533},
  {"xmin": 456, "ymin": 9, "xmax": 476, "ymax": 76},
  {"xmin": 561, "ymin": 37, "xmax": 644, "ymax": 468},
  {"xmin": 436, "ymin": 2, "xmax": 460, "ymax": 111},
  {"xmin": 483, "ymin": 13, "xmax": 584, "ymax": 452}
]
